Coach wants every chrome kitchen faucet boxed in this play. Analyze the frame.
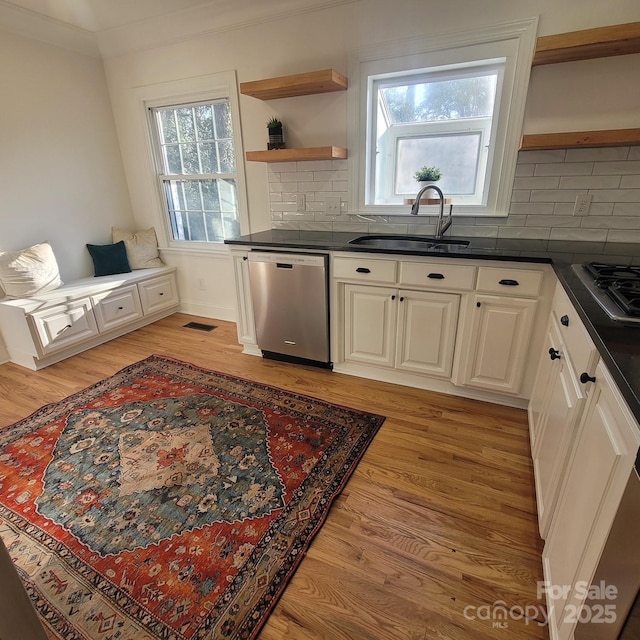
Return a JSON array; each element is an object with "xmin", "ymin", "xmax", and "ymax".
[{"xmin": 410, "ymin": 184, "xmax": 453, "ymax": 239}]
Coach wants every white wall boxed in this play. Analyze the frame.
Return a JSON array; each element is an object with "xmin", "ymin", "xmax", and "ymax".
[
  {"xmin": 0, "ymin": 29, "xmax": 135, "ymax": 283},
  {"xmin": 101, "ymin": 0, "xmax": 640, "ymax": 319}
]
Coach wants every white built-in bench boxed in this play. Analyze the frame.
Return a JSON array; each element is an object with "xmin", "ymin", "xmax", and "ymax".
[{"xmin": 0, "ymin": 267, "xmax": 179, "ymax": 370}]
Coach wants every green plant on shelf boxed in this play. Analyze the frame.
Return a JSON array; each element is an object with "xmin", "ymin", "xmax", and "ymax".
[{"xmin": 414, "ymin": 166, "xmax": 442, "ymax": 182}]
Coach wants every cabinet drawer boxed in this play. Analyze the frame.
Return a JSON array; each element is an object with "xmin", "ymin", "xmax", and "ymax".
[
  {"xmin": 399, "ymin": 261, "xmax": 476, "ymax": 291},
  {"xmin": 476, "ymin": 266, "xmax": 544, "ymax": 297},
  {"xmin": 552, "ymin": 282, "xmax": 598, "ymax": 376},
  {"xmin": 92, "ymin": 284, "xmax": 143, "ymax": 332},
  {"xmin": 138, "ymin": 274, "xmax": 179, "ymax": 314},
  {"xmin": 30, "ymin": 298, "xmax": 99, "ymax": 355},
  {"xmin": 333, "ymin": 257, "xmax": 397, "ymax": 284}
]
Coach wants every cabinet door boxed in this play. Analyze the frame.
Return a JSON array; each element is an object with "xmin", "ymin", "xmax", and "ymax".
[
  {"xmin": 92, "ymin": 284, "xmax": 143, "ymax": 332},
  {"xmin": 395, "ymin": 290, "xmax": 460, "ymax": 377},
  {"xmin": 528, "ymin": 317, "xmax": 559, "ymax": 452},
  {"xmin": 532, "ymin": 319, "xmax": 587, "ymax": 538},
  {"xmin": 543, "ymin": 362, "xmax": 639, "ymax": 640},
  {"xmin": 137, "ymin": 274, "xmax": 179, "ymax": 315},
  {"xmin": 343, "ymin": 284, "xmax": 396, "ymax": 367},
  {"xmin": 231, "ymin": 251, "xmax": 257, "ymax": 346},
  {"xmin": 462, "ymin": 294, "xmax": 537, "ymax": 394},
  {"xmin": 29, "ymin": 298, "xmax": 99, "ymax": 355}
]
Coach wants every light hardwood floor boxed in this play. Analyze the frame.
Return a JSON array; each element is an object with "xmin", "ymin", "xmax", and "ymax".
[{"xmin": 0, "ymin": 313, "xmax": 548, "ymax": 639}]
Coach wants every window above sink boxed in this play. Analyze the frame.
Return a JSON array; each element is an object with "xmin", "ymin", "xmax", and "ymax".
[{"xmin": 348, "ymin": 19, "xmax": 538, "ymax": 218}]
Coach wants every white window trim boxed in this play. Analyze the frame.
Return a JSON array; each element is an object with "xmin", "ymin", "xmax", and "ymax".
[
  {"xmin": 347, "ymin": 18, "xmax": 538, "ymax": 218},
  {"xmin": 134, "ymin": 71, "xmax": 249, "ymax": 252}
]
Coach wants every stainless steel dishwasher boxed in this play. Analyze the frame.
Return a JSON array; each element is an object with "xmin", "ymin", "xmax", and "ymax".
[{"xmin": 248, "ymin": 251, "xmax": 331, "ymax": 366}]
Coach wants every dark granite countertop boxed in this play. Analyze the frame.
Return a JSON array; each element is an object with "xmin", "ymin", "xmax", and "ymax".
[{"xmin": 225, "ymin": 230, "xmax": 640, "ymax": 429}]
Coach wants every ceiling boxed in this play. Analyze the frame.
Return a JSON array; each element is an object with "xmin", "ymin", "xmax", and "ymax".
[{"xmin": 0, "ymin": 0, "xmax": 227, "ymax": 32}]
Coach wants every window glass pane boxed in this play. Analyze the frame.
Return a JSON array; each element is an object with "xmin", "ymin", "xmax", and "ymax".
[
  {"xmin": 164, "ymin": 145, "xmax": 182, "ymax": 174},
  {"xmin": 214, "ymin": 102, "xmax": 233, "ymax": 140},
  {"xmin": 181, "ymin": 143, "xmax": 200, "ymax": 174},
  {"xmin": 176, "ymin": 107, "xmax": 196, "ymax": 142},
  {"xmin": 186, "ymin": 211, "xmax": 206, "ymax": 241},
  {"xmin": 205, "ymin": 211, "xmax": 223, "ymax": 241},
  {"xmin": 195, "ymin": 104, "xmax": 214, "ymax": 141},
  {"xmin": 380, "ymin": 74, "xmax": 497, "ymax": 124},
  {"xmin": 183, "ymin": 181, "xmax": 202, "ymax": 210},
  {"xmin": 218, "ymin": 141, "xmax": 236, "ymax": 173},
  {"xmin": 202, "ymin": 179, "xmax": 220, "ymax": 211},
  {"xmin": 158, "ymin": 110, "xmax": 178, "ymax": 144},
  {"xmin": 395, "ymin": 133, "xmax": 481, "ymax": 196}
]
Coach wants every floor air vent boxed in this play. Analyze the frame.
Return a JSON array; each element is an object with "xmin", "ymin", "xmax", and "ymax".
[{"xmin": 183, "ymin": 322, "xmax": 217, "ymax": 332}]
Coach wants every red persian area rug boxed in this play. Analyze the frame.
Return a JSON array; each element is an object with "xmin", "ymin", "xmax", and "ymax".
[{"xmin": 0, "ymin": 355, "xmax": 385, "ymax": 640}]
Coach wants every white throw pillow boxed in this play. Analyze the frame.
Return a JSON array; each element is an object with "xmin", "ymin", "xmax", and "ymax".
[
  {"xmin": 0, "ymin": 242, "xmax": 63, "ymax": 299},
  {"xmin": 112, "ymin": 227, "xmax": 164, "ymax": 270}
]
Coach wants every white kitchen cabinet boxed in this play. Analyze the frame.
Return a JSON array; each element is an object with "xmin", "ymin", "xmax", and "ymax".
[
  {"xmin": 460, "ymin": 294, "xmax": 538, "ymax": 395},
  {"xmin": 229, "ymin": 250, "xmax": 259, "ymax": 355},
  {"xmin": 343, "ymin": 284, "xmax": 460, "ymax": 378},
  {"xmin": 542, "ymin": 360, "xmax": 640, "ymax": 640},
  {"xmin": 457, "ymin": 264, "xmax": 548, "ymax": 396},
  {"xmin": 529, "ymin": 281, "xmax": 598, "ymax": 538},
  {"xmin": 0, "ymin": 267, "xmax": 180, "ymax": 370},
  {"xmin": 395, "ymin": 289, "xmax": 460, "ymax": 377},
  {"xmin": 343, "ymin": 284, "xmax": 397, "ymax": 367},
  {"xmin": 335, "ymin": 255, "xmax": 472, "ymax": 383}
]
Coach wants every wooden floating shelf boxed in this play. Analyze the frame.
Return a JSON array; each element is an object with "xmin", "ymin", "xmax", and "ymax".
[
  {"xmin": 532, "ymin": 21, "xmax": 640, "ymax": 66},
  {"xmin": 404, "ymin": 198, "xmax": 452, "ymax": 205},
  {"xmin": 245, "ymin": 146, "xmax": 348, "ymax": 163},
  {"xmin": 520, "ymin": 129, "xmax": 640, "ymax": 150},
  {"xmin": 240, "ymin": 69, "xmax": 347, "ymax": 100}
]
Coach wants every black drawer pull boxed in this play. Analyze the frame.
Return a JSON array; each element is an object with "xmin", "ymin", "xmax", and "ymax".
[
  {"xmin": 580, "ymin": 372, "xmax": 596, "ymax": 384},
  {"xmin": 549, "ymin": 348, "xmax": 561, "ymax": 361},
  {"xmin": 159, "ymin": 292, "xmax": 164, "ymax": 296},
  {"xmin": 276, "ymin": 263, "xmax": 293, "ymax": 269},
  {"xmin": 499, "ymin": 279, "xmax": 519, "ymax": 286},
  {"xmin": 58, "ymin": 324, "xmax": 72, "ymax": 335},
  {"xmin": 356, "ymin": 267, "xmax": 371, "ymax": 274},
  {"xmin": 560, "ymin": 315, "xmax": 569, "ymax": 326},
  {"xmin": 427, "ymin": 273, "xmax": 445, "ymax": 279},
  {"xmin": 118, "ymin": 306, "xmax": 124, "ymax": 310}
]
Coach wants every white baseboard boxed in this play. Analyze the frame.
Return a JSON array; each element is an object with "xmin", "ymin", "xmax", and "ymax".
[{"xmin": 178, "ymin": 302, "xmax": 236, "ymax": 322}]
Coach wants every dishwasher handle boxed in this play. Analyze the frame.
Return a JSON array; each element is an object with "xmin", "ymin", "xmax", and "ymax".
[{"xmin": 276, "ymin": 263, "xmax": 293, "ymax": 269}]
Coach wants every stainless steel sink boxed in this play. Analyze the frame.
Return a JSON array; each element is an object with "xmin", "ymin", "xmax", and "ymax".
[{"xmin": 348, "ymin": 235, "xmax": 470, "ymax": 251}]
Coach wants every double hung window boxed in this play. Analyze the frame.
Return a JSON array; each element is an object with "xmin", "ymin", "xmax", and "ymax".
[{"xmin": 150, "ymin": 98, "xmax": 242, "ymax": 243}]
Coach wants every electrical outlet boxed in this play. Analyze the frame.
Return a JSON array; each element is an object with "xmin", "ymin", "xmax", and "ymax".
[
  {"xmin": 325, "ymin": 196, "xmax": 342, "ymax": 215},
  {"xmin": 573, "ymin": 193, "xmax": 592, "ymax": 216},
  {"xmin": 296, "ymin": 193, "xmax": 306, "ymax": 212}
]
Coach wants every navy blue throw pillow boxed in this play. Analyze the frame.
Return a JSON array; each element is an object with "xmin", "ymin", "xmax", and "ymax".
[{"xmin": 86, "ymin": 241, "xmax": 132, "ymax": 277}]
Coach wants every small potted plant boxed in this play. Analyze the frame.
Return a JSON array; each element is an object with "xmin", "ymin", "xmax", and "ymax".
[
  {"xmin": 414, "ymin": 166, "xmax": 442, "ymax": 185},
  {"xmin": 267, "ymin": 117, "xmax": 285, "ymax": 150}
]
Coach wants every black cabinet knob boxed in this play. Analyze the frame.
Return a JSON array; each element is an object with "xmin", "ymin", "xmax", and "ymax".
[
  {"xmin": 391, "ymin": 295, "xmax": 396, "ymax": 301},
  {"xmin": 560, "ymin": 315, "xmax": 569, "ymax": 326},
  {"xmin": 580, "ymin": 372, "xmax": 596, "ymax": 384},
  {"xmin": 549, "ymin": 347, "xmax": 561, "ymax": 360}
]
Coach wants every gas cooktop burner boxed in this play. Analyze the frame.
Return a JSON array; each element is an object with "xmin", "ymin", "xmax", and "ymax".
[{"xmin": 571, "ymin": 262, "xmax": 640, "ymax": 324}]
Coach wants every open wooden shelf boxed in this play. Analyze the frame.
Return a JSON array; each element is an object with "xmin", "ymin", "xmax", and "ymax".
[
  {"xmin": 532, "ymin": 21, "xmax": 640, "ymax": 66},
  {"xmin": 240, "ymin": 69, "xmax": 347, "ymax": 100},
  {"xmin": 245, "ymin": 146, "xmax": 348, "ymax": 163},
  {"xmin": 520, "ymin": 128, "xmax": 640, "ymax": 150}
]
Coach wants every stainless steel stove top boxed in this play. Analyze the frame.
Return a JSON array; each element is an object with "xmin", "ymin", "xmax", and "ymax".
[{"xmin": 571, "ymin": 263, "xmax": 640, "ymax": 325}]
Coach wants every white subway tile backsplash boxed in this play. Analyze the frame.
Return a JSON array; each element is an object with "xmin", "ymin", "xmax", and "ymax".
[
  {"xmin": 565, "ymin": 147, "xmax": 629, "ymax": 162},
  {"xmin": 534, "ymin": 162, "xmax": 594, "ymax": 176},
  {"xmin": 549, "ymin": 228, "xmax": 608, "ymax": 242},
  {"xmin": 263, "ymin": 145, "xmax": 640, "ymax": 241},
  {"xmin": 558, "ymin": 175, "xmax": 621, "ymax": 189},
  {"xmin": 593, "ymin": 161, "xmax": 640, "ymax": 175}
]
